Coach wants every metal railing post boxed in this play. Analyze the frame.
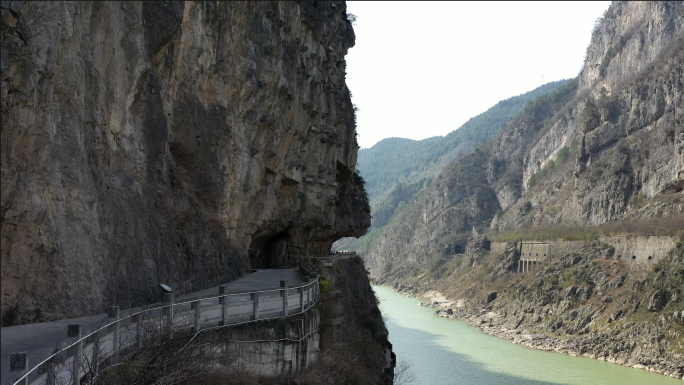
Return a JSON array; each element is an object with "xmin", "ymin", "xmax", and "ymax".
[
  {"xmin": 301, "ymin": 276, "xmax": 309, "ymax": 308},
  {"xmin": 90, "ymin": 330, "xmax": 100, "ymax": 380},
  {"xmin": 280, "ymin": 280, "xmax": 289, "ymax": 316},
  {"xmin": 163, "ymin": 293, "xmax": 174, "ymax": 339},
  {"xmin": 191, "ymin": 300, "xmax": 201, "ymax": 332},
  {"xmin": 68, "ymin": 324, "xmax": 82, "ymax": 385},
  {"xmin": 108, "ymin": 306, "xmax": 120, "ymax": 359},
  {"xmin": 298, "ymin": 287, "xmax": 304, "ymax": 312},
  {"xmin": 251, "ymin": 292, "xmax": 260, "ymax": 320},
  {"xmin": 219, "ymin": 285, "xmax": 228, "ymax": 325}
]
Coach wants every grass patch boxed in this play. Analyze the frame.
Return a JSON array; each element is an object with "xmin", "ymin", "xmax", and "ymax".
[{"xmin": 490, "ymin": 215, "xmax": 684, "ymax": 242}]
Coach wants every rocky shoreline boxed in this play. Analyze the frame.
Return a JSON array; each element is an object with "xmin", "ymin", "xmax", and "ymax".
[{"xmin": 404, "ymin": 289, "xmax": 684, "ymax": 380}]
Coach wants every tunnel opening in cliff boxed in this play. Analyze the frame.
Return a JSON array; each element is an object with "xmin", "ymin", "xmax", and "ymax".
[{"xmin": 248, "ymin": 230, "xmax": 291, "ymax": 269}]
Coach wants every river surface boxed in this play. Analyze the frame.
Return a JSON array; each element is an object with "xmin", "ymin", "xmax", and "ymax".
[{"xmin": 373, "ymin": 285, "xmax": 682, "ymax": 385}]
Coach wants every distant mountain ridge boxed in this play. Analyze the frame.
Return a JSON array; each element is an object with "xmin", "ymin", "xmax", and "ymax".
[{"xmin": 357, "ymin": 80, "xmax": 570, "ymax": 207}]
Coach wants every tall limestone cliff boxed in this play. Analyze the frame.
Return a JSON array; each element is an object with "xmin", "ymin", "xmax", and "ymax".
[
  {"xmin": 503, "ymin": 0, "xmax": 683, "ymax": 228},
  {"xmin": 359, "ymin": 1, "xmax": 683, "ymax": 282},
  {"xmin": 1, "ymin": 1, "xmax": 370, "ymax": 325}
]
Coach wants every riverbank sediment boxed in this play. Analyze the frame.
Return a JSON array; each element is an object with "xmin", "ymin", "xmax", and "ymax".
[{"xmin": 408, "ymin": 289, "xmax": 684, "ymax": 380}]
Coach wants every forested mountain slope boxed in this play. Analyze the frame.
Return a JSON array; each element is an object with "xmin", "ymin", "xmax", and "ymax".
[
  {"xmin": 358, "ymin": 80, "xmax": 569, "ymax": 205},
  {"xmin": 333, "ymin": 80, "xmax": 570, "ymax": 251}
]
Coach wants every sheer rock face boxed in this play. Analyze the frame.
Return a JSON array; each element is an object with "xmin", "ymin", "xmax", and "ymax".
[
  {"xmin": 500, "ymin": 1, "xmax": 684, "ymax": 229},
  {"xmin": 362, "ymin": 1, "xmax": 683, "ymax": 283},
  {"xmin": 0, "ymin": 1, "xmax": 369, "ymax": 325}
]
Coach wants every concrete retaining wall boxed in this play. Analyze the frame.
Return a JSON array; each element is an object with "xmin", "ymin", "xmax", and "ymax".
[
  {"xmin": 599, "ymin": 235, "xmax": 677, "ymax": 265},
  {"xmin": 549, "ymin": 240, "xmax": 587, "ymax": 258},
  {"xmin": 520, "ymin": 243, "xmax": 550, "ymax": 262},
  {"xmin": 490, "ymin": 236, "xmax": 676, "ymax": 267},
  {"xmin": 219, "ymin": 307, "xmax": 320, "ymax": 375}
]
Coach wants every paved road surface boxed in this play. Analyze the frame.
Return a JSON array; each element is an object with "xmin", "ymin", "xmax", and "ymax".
[{"xmin": 1, "ymin": 268, "xmax": 304, "ymax": 385}]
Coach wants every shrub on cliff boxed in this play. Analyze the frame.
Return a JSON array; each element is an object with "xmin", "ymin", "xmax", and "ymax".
[{"xmin": 318, "ymin": 277, "xmax": 332, "ymax": 293}]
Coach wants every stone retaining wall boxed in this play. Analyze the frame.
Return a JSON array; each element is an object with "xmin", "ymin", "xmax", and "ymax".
[{"xmin": 599, "ymin": 235, "xmax": 677, "ymax": 265}]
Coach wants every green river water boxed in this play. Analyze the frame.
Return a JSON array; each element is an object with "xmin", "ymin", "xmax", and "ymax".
[{"xmin": 373, "ymin": 285, "xmax": 682, "ymax": 385}]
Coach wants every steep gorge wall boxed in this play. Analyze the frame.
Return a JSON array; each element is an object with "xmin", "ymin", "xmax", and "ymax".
[
  {"xmin": 501, "ymin": 1, "xmax": 684, "ymax": 228},
  {"xmin": 1, "ymin": 1, "xmax": 370, "ymax": 325},
  {"xmin": 361, "ymin": 1, "xmax": 683, "ymax": 284}
]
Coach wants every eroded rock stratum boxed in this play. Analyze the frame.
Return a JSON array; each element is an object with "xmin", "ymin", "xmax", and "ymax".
[{"xmin": 1, "ymin": 1, "xmax": 370, "ymax": 325}]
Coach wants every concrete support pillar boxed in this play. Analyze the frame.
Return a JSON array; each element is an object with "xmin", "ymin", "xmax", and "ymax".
[
  {"xmin": 191, "ymin": 300, "xmax": 201, "ymax": 332},
  {"xmin": 163, "ymin": 294, "xmax": 174, "ymax": 339},
  {"xmin": 281, "ymin": 280, "xmax": 289, "ymax": 316},
  {"xmin": 219, "ymin": 285, "xmax": 228, "ymax": 325},
  {"xmin": 517, "ymin": 260, "xmax": 521, "ymax": 274},
  {"xmin": 297, "ymin": 318, "xmax": 304, "ymax": 373},
  {"xmin": 10, "ymin": 352, "xmax": 28, "ymax": 385},
  {"xmin": 251, "ymin": 292, "xmax": 260, "ymax": 320},
  {"xmin": 108, "ymin": 306, "xmax": 120, "ymax": 358},
  {"xmin": 68, "ymin": 324, "xmax": 82, "ymax": 385}
]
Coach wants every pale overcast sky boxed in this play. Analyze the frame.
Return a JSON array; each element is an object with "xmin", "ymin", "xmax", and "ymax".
[{"xmin": 345, "ymin": 1, "xmax": 612, "ymax": 149}]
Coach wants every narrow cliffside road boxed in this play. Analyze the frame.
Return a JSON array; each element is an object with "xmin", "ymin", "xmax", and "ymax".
[{"xmin": 0, "ymin": 269, "xmax": 304, "ymax": 385}]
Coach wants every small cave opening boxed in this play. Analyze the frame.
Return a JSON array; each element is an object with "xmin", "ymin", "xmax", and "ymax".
[
  {"xmin": 336, "ymin": 161, "xmax": 352, "ymax": 184},
  {"xmin": 248, "ymin": 230, "xmax": 291, "ymax": 269}
]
